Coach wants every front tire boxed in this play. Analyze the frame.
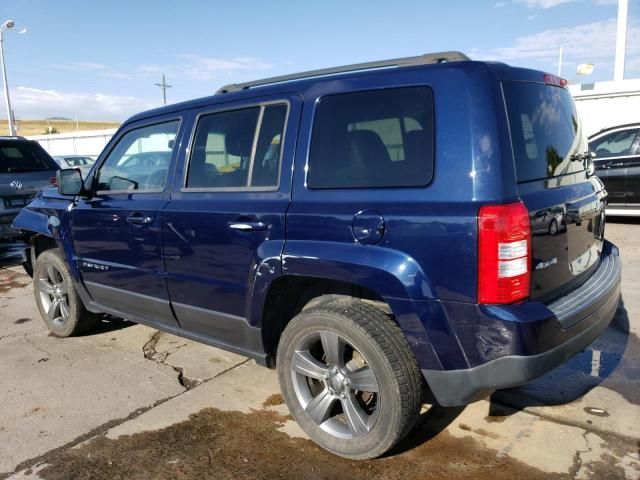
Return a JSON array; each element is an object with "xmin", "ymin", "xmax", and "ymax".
[
  {"xmin": 33, "ymin": 249, "xmax": 100, "ymax": 337},
  {"xmin": 276, "ymin": 296, "xmax": 422, "ymax": 459}
]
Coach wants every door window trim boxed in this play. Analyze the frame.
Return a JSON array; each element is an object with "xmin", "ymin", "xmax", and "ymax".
[
  {"xmin": 93, "ymin": 117, "xmax": 183, "ymax": 195},
  {"xmin": 180, "ymin": 99, "xmax": 291, "ymax": 193}
]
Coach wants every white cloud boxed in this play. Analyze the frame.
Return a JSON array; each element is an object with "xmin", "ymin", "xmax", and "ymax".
[
  {"xmin": 138, "ymin": 55, "xmax": 272, "ymax": 81},
  {"xmin": 516, "ymin": 0, "xmax": 618, "ymax": 8},
  {"xmin": 516, "ymin": 0, "xmax": 577, "ymax": 8},
  {"xmin": 476, "ymin": 18, "xmax": 639, "ymax": 70},
  {"xmin": 51, "ymin": 61, "xmax": 133, "ymax": 80},
  {"xmin": 3, "ymin": 86, "xmax": 154, "ymax": 121},
  {"xmin": 495, "ymin": 1, "xmax": 508, "ymax": 7},
  {"xmin": 49, "ymin": 62, "xmax": 109, "ymax": 72},
  {"xmin": 471, "ymin": 16, "xmax": 640, "ymax": 81}
]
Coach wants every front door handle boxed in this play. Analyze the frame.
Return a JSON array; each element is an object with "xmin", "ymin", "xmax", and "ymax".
[
  {"xmin": 126, "ymin": 214, "xmax": 153, "ymax": 225},
  {"xmin": 228, "ymin": 221, "xmax": 267, "ymax": 231}
]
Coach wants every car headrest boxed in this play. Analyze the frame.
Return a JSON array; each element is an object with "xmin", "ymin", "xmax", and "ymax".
[
  {"xmin": 347, "ymin": 130, "xmax": 391, "ymax": 167},
  {"xmin": 225, "ymin": 127, "xmax": 254, "ymax": 157}
]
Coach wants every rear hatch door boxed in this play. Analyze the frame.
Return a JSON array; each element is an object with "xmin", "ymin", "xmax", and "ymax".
[
  {"xmin": 503, "ymin": 80, "xmax": 606, "ymax": 302},
  {"xmin": 0, "ymin": 140, "xmax": 59, "ymax": 214}
]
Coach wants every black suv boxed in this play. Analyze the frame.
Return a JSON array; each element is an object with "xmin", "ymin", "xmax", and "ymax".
[{"xmin": 0, "ymin": 136, "xmax": 59, "ymax": 240}]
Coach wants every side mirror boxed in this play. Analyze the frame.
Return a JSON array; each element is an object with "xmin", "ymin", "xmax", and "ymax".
[{"xmin": 57, "ymin": 168, "xmax": 85, "ymax": 196}]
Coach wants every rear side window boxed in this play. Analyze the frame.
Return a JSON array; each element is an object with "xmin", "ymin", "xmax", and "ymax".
[
  {"xmin": 590, "ymin": 129, "xmax": 639, "ymax": 158},
  {"xmin": 186, "ymin": 103, "xmax": 287, "ymax": 189},
  {"xmin": 307, "ymin": 87, "xmax": 434, "ymax": 189},
  {"xmin": 503, "ymin": 81, "xmax": 585, "ymax": 182},
  {"xmin": 0, "ymin": 141, "xmax": 57, "ymax": 173}
]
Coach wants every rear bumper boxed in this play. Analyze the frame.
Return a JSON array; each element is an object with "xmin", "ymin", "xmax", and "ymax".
[{"xmin": 422, "ymin": 240, "xmax": 621, "ymax": 406}]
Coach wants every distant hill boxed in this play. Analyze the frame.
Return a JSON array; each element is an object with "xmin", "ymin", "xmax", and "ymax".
[
  {"xmin": 45, "ymin": 116, "xmax": 73, "ymax": 121},
  {"xmin": 0, "ymin": 119, "xmax": 121, "ymax": 136}
]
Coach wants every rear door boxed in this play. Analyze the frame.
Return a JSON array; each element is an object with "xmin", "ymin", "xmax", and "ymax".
[
  {"xmin": 503, "ymin": 80, "xmax": 606, "ymax": 301},
  {"xmin": 589, "ymin": 127, "xmax": 640, "ymax": 207},
  {"xmin": 162, "ymin": 95, "xmax": 299, "ymax": 352},
  {"xmin": 71, "ymin": 117, "xmax": 183, "ymax": 326},
  {"xmin": 0, "ymin": 140, "xmax": 58, "ymax": 236}
]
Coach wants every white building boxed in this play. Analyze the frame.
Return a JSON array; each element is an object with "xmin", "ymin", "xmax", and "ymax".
[
  {"xmin": 569, "ymin": 79, "xmax": 640, "ymax": 137},
  {"xmin": 28, "ymin": 128, "xmax": 117, "ymax": 157}
]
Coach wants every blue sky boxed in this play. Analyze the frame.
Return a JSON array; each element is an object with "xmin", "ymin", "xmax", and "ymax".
[{"xmin": 0, "ymin": 0, "xmax": 638, "ymax": 121}]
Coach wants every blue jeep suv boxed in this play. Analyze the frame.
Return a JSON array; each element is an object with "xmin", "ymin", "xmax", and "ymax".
[{"xmin": 13, "ymin": 52, "xmax": 621, "ymax": 459}]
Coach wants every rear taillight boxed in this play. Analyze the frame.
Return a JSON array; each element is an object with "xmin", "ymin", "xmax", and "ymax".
[
  {"xmin": 478, "ymin": 201, "xmax": 531, "ymax": 304},
  {"xmin": 49, "ymin": 176, "xmax": 57, "ymax": 186},
  {"xmin": 543, "ymin": 73, "xmax": 568, "ymax": 88}
]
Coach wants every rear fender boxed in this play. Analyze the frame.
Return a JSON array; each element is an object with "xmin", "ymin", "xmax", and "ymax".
[{"xmin": 271, "ymin": 241, "xmax": 442, "ymax": 370}]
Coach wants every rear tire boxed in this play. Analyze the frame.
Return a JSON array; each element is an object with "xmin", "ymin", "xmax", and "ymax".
[
  {"xmin": 33, "ymin": 249, "xmax": 101, "ymax": 337},
  {"xmin": 277, "ymin": 296, "xmax": 422, "ymax": 459}
]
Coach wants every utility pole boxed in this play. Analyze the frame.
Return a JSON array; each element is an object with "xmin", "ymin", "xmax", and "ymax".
[
  {"xmin": 154, "ymin": 73, "xmax": 172, "ymax": 105},
  {"xmin": 614, "ymin": 0, "xmax": 628, "ymax": 81},
  {"xmin": 557, "ymin": 44, "xmax": 563, "ymax": 76}
]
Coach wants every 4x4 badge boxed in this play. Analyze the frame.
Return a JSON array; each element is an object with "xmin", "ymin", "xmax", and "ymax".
[{"xmin": 9, "ymin": 180, "xmax": 23, "ymax": 190}]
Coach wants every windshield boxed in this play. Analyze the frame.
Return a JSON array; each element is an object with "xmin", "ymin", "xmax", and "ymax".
[
  {"xmin": 0, "ymin": 141, "xmax": 58, "ymax": 173},
  {"xmin": 503, "ymin": 81, "xmax": 586, "ymax": 183}
]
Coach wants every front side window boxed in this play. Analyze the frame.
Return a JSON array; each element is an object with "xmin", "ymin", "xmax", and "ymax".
[
  {"xmin": 590, "ymin": 129, "xmax": 639, "ymax": 159},
  {"xmin": 186, "ymin": 103, "xmax": 287, "ymax": 189},
  {"xmin": 96, "ymin": 121, "xmax": 179, "ymax": 192},
  {"xmin": 307, "ymin": 87, "xmax": 435, "ymax": 189}
]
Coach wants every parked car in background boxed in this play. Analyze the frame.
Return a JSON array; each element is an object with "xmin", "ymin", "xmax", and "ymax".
[
  {"xmin": 0, "ymin": 136, "xmax": 59, "ymax": 240},
  {"xmin": 53, "ymin": 155, "xmax": 96, "ymax": 168},
  {"xmin": 589, "ymin": 123, "xmax": 640, "ymax": 216},
  {"xmin": 13, "ymin": 53, "xmax": 620, "ymax": 460},
  {"xmin": 53, "ymin": 155, "xmax": 96, "ymax": 177}
]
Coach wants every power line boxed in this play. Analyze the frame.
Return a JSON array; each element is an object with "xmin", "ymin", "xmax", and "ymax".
[{"xmin": 154, "ymin": 73, "xmax": 172, "ymax": 105}]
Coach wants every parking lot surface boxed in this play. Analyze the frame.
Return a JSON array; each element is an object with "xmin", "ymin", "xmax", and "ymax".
[{"xmin": 0, "ymin": 220, "xmax": 639, "ymax": 479}]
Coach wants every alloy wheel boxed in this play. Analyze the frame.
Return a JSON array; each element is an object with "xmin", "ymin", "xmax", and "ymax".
[
  {"xmin": 290, "ymin": 330, "xmax": 380, "ymax": 439},
  {"xmin": 36, "ymin": 263, "xmax": 70, "ymax": 327}
]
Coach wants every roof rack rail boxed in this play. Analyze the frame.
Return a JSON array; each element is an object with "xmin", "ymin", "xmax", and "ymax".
[
  {"xmin": 216, "ymin": 51, "xmax": 470, "ymax": 94},
  {"xmin": 0, "ymin": 135, "xmax": 27, "ymax": 140}
]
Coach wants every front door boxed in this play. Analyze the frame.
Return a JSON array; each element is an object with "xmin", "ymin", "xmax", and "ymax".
[
  {"xmin": 163, "ymin": 96, "xmax": 299, "ymax": 353},
  {"xmin": 71, "ymin": 118, "xmax": 182, "ymax": 325}
]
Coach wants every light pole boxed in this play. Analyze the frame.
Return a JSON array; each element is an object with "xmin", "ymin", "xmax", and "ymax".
[{"xmin": 0, "ymin": 20, "xmax": 26, "ymax": 136}]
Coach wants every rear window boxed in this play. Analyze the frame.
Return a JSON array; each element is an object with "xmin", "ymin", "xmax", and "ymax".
[
  {"xmin": 307, "ymin": 87, "xmax": 434, "ymax": 189},
  {"xmin": 503, "ymin": 81, "xmax": 584, "ymax": 182},
  {"xmin": 0, "ymin": 141, "xmax": 57, "ymax": 173}
]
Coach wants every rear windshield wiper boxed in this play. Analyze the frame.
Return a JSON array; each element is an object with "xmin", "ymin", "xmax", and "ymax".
[{"xmin": 570, "ymin": 151, "xmax": 593, "ymax": 162}]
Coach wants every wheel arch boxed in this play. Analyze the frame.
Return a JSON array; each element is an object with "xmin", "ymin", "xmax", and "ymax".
[{"xmin": 254, "ymin": 242, "xmax": 440, "ymax": 371}]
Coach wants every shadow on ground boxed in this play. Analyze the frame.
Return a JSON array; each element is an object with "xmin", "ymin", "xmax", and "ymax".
[
  {"xmin": 86, "ymin": 315, "xmax": 136, "ymax": 335},
  {"xmin": 0, "ymin": 240, "xmax": 28, "ymax": 269},
  {"xmin": 490, "ymin": 299, "xmax": 639, "ymax": 416}
]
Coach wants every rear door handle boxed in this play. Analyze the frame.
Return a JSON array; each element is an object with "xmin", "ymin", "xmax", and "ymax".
[
  {"xmin": 126, "ymin": 214, "xmax": 153, "ymax": 225},
  {"xmin": 228, "ymin": 221, "xmax": 267, "ymax": 231}
]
